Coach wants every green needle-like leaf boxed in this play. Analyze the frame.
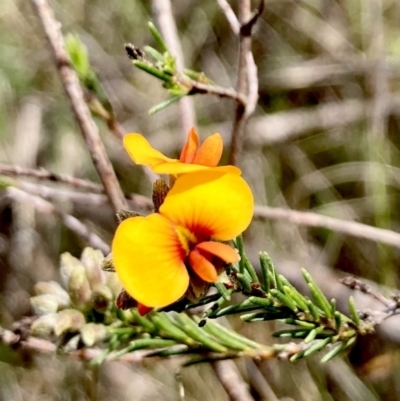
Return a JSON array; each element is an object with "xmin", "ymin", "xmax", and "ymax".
[
  {"xmin": 259, "ymin": 252, "xmax": 271, "ymax": 292},
  {"xmin": 148, "ymin": 22, "xmax": 168, "ymax": 53}
]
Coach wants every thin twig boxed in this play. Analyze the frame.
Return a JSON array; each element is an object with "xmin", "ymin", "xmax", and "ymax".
[
  {"xmin": 0, "ymin": 325, "xmax": 150, "ymax": 363},
  {"xmin": 340, "ymin": 276, "xmax": 393, "ymax": 307},
  {"xmin": 16, "ymin": 181, "xmax": 153, "ymax": 212},
  {"xmin": 151, "ymin": 0, "xmax": 196, "ymax": 138},
  {"xmin": 217, "ymin": 0, "xmax": 240, "ymax": 34},
  {"xmin": 254, "ymin": 205, "xmax": 400, "ymax": 249},
  {"xmin": 183, "ymin": 79, "xmax": 246, "ymax": 105},
  {"xmin": 6, "ymin": 187, "xmax": 110, "ymax": 254},
  {"xmin": 30, "ymin": 0, "xmax": 128, "ymax": 214},
  {"xmin": 0, "ymin": 164, "xmax": 104, "ymax": 192},
  {"xmin": 211, "ymin": 360, "xmax": 255, "ymax": 401},
  {"xmin": 228, "ymin": 1, "xmax": 263, "ymax": 165}
]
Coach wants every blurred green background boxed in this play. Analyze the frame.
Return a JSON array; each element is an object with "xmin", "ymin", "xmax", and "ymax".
[{"xmin": 1, "ymin": 0, "xmax": 400, "ymax": 400}]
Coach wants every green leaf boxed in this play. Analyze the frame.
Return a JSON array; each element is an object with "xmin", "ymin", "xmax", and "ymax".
[
  {"xmin": 148, "ymin": 95, "xmax": 183, "ymax": 115},
  {"xmin": 148, "ymin": 22, "xmax": 168, "ymax": 53}
]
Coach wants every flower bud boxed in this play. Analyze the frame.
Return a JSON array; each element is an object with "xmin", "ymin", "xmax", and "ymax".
[
  {"xmin": 152, "ymin": 179, "xmax": 170, "ymax": 212},
  {"xmin": 67, "ymin": 266, "xmax": 92, "ymax": 309},
  {"xmin": 80, "ymin": 323, "xmax": 108, "ymax": 346},
  {"xmin": 54, "ymin": 309, "xmax": 85, "ymax": 336},
  {"xmin": 116, "ymin": 210, "xmax": 142, "ymax": 223},
  {"xmin": 33, "ymin": 281, "xmax": 70, "ymax": 309},
  {"xmin": 30, "ymin": 294, "xmax": 59, "ymax": 315},
  {"xmin": 105, "ymin": 271, "xmax": 122, "ymax": 298},
  {"xmin": 91, "ymin": 285, "xmax": 113, "ymax": 313},
  {"xmin": 60, "ymin": 252, "xmax": 83, "ymax": 287},
  {"xmin": 80, "ymin": 247, "xmax": 105, "ymax": 290},
  {"xmin": 31, "ymin": 313, "xmax": 57, "ymax": 337},
  {"xmin": 101, "ymin": 253, "xmax": 115, "ymax": 272}
]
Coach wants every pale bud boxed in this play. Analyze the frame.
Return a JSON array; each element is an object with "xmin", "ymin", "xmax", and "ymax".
[
  {"xmin": 31, "ymin": 313, "xmax": 57, "ymax": 337},
  {"xmin": 91, "ymin": 285, "xmax": 113, "ymax": 313},
  {"xmin": 68, "ymin": 265, "xmax": 92, "ymax": 309},
  {"xmin": 30, "ymin": 294, "xmax": 59, "ymax": 315},
  {"xmin": 33, "ymin": 281, "xmax": 70, "ymax": 309},
  {"xmin": 105, "ymin": 271, "xmax": 122, "ymax": 298},
  {"xmin": 60, "ymin": 252, "xmax": 82, "ymax": 287},
  {"xmin": 80, "ymin": 247, "xmax": 105, "ymax": 290},
  {"xmin": 54, "ymin": 309, "xmax": 85, "ymax": 336},
  {"xmin": 80, "ymin": 323, "xmax": 108, "ymax": 346}
]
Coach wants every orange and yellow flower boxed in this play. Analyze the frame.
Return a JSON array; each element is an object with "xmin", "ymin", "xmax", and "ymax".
[
  {"xmin": 112, "ymin": 170, "xmax": 254, "ymax": 308},
  {"xmin": 123, "ymin": 127, "xmax": 240, "ymax": 175}
]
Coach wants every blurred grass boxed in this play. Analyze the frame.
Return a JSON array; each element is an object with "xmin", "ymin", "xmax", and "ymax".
[{"xmin": 1, "ymin": 0, "xmax": 400, "ymax": 400}]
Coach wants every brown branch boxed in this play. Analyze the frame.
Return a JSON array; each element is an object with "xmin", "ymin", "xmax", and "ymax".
[
  {"xmin": 151, "ymin": 0, "xmax": 196, "ymax": 138},
  {"xmin": 0, "ymin": 164, "xmax": 104, "ymax": 193},
  {"xmin": 29, "ymin": 0, "xmax": 128, "ymax": 214},
  {"xmin": 228, "ymin": 1, "xmax": 263, "ymax": 165},
  {"xmin": 6, "ymin": 187, "xmax": 110, "ymax": 254},
  {"xmin": 254, "ymin": 205, "xmax": 400, "ymax": 249}
]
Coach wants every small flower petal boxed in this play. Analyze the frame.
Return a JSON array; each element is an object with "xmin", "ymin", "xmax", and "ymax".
[
  {"xmin": 112, "ymin": 214, "xmax": 189, "ymax": 308},
  {"xmin": 195, "ymin": 241, "xmax": 239, "ymax": 264},
  {"xmin": 192, "ymin": 133, "xmax": 223, "ymax": 167},
  {"xmin": 189, "ymin": 249, "xmax": 218, "ymax": 282},
  {"xmin": 160, "ymin": 170, "xmax": 254, "ymax": 241},
  {"xmin": 180, "ymin": 127, "xmax": 199, "ymax": 163},
  {"xmin": 124, "ymin": 133, "xmax": 176, "ymax": 168}
]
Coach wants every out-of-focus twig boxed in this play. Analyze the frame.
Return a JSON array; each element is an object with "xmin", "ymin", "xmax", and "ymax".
[
  {"xmin": 0, "ymin": 325, "xmax": 149, "ymax": 363},
  {"xmin": 16, "ymin": 181, "xmax": 153, "ymax": 212},
  {"xmin": 254, "ymin": 205, "xmax": 400, "ymax": 249},
  {"xmin": 151, "ymin": 0, "xmax": 196, "ymax": 138},
  {"xmin": 29, "ymin": 0, "xmax": 128, "ymax": 214},
  {"xmin": 211, "ymin": 360, "xmax": 255, "ymax": 401},
  {"xmin": 0, "ymin": 164, "xmax": 104, "ymax": 193},
  {"xmin": 227, "ymin": 0, "xmax": 263, "ymax": 165},
  {"xmin": 6, "ymin": 187, "xmax": 110, "ymax": 254},
  {"xmin": 217, "ymin": 0, "xmax": 240, "ymax": 34}
]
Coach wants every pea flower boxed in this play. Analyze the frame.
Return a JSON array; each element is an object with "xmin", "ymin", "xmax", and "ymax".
[
  {"xmin": 112, "ymin": 170, "xmax": 254, "ymax": 308},
  {"xmin": 123, "ymin": 127, "xmax": 240, "ymax": 175}
]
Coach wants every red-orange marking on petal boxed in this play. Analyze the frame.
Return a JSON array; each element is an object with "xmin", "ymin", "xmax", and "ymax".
[
  {"xmin": 180, "ymin": 127, "xmax": 199, "ymax": 163},
  {"xmin": 138, "ymin": 303, "xmax": 153, "ymax": 316},
  {"xmin": 189, "ymin": 249, "xmax": 218, "ymax": 282},
  {"xmin": 195, "ymin": 241, "xmax": 239, "ymax": 264},
  {"xmin": 192, "ymin": 133, "xmax": 223, "ymax": 167}
]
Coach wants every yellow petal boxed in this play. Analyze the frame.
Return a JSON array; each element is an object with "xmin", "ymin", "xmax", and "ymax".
[
  {"xmin": 112, "ymin": 214, "xmax": 189, "ymax": 308},
  {"xmin": 180, "ymin": 127, "xmax": 199, "ymax": 163},
  {"xmin": 160, "ymin": 171, "xmax": 254, "ymax": 241},
  {"xmin": 189, "ymin": 249, "xmax": 218, "ymax": 282},
  {"xmin": 195, "ymin": 241, "xmax": 239, "ymax": 263},
  {"xmin": 192, "ymin": 133, "xmax": 223, "ymax": 167},
  {"xmin": 123, "ymin": 133, "xmax": 176, "ymax": 168}
]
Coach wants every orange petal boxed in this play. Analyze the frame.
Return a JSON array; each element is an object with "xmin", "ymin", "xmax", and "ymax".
[
  {"xmin": 153, "ymin": 163, "xmax": 241, "ymax": 175},
  {"xmin": 189, "ymin": 249, "xmax": 218, "ymax": 282},
  {"xmin": 123, "ymin": 133, "xmax": 176, "ymax": 168},
  {"xmin": 192, "ymin": 133, "xmax": 223, "ymax": 167},
  {"xmin": 195, "ymin": 241, "xmax": 239, "ymax": 264},
  {"xmin": 160, "ymin": 170, "xmax": 254, "ymax": 241},
  {"xmin": 180, "ymin": 127, "xmax": 199, "ymax": 163},
  {"xmin": 112, "ymin": 214, "xmax": 189, "ymax": 308}
]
